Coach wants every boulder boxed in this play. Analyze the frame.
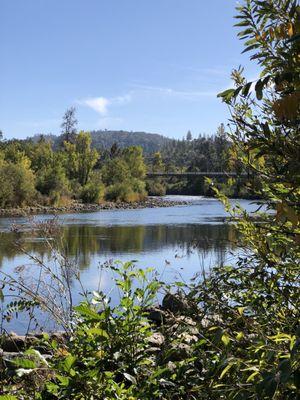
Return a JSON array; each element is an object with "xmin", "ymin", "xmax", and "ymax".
[
  {"xmin": 145, "ymin": 307, "xmax": 164, "ymax": 325},
  {"xmin": 148, "ymin": 332, "xmax": 165, "ymax": 347},
  {"xmin": 162, "ymin": 293, "xmax": 190, "ymax": 314},
  {"xmin": 164, "ymin": 343, "xmax": 191, "ymax": 362}
]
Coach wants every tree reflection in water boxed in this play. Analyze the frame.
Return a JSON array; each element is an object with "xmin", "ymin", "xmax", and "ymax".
[{"xmin": 0, "ymin": 223, "xmax": 238, "ymax": 271}]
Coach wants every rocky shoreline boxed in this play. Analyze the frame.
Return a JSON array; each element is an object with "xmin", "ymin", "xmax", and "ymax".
[
  {"xmin": 0, "ymin": 293, "xmax": 201, "ymax": 365},
  {"xmin": 0, "ymin": 197, "xmax": 190, "ymax": 218}
]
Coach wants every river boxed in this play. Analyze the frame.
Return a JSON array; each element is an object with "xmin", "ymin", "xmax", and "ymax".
[{"xmin": 0, "ymin": 196, "xmax": 260, "ymax": 333}]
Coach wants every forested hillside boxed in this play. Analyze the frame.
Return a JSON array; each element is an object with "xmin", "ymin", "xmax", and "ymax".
[
  {"xmin": 31, "ymin": 130, "xmax": 171, "ymax": 155},
  {"xmin": 90, "ymin": 130, "xmax": 170, "ymax": 154}
]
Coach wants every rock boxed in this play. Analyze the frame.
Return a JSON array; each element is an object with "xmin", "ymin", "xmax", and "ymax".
[
  {"xmin": 0, "ymin": 332, "xmax": 67, "ymax": 353},
  {"xmin": 162, "ymin": 293, "xmax": 190, "ymax": 314},
  {"xmin": 165, "ymin": 343, "xmax": 191, "ymax": 362},
  {"xmin": 1, "ymin": 335, "xmax": 28, "ymax": 352},
  {"xmin": 177, "ymin": 332, "xmax": 198, "ymax": 344},
  {"xmin": 148, "ymin": 332, "xmax": 165, "ymax": 347},
  {"xmin": 0, "ymin": 197, "xmax": 191, "ymax": 218},
  {"xmin": 201, "ymin": 314, "xmax": 223, "ymax": 328},
  {"xmin": 146, "ymin": 307, "xmax": 164, "ymax": 324}
]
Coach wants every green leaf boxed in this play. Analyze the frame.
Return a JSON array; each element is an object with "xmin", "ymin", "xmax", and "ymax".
[
  {"xmin": 221, "ymin": 333, "xmax": 231, "ymax": 346},
  {"xmin": 0, "ymin": 396, "xmax": 18, "ymax": 400},
  {"xmin": 62, "ymin": 355, "xmax": 76, "ymax": 372},
  {"xmin": 255, "ymin": 79, "xmax": 264, "ymax": 100},
  {"xmin": 217, "ymin": 89, "xmax": 235, "ymax": 103},
  {"xmin": 74, "ymin": 304, "xmax": 103, "ymax": 320},
  {"xmin": 247, "ymin": 370, "xmax": 260, "ymax": 382},
  {"xmin": 238, "ymin": 28, "xmax": 253, "ymax": 37},
  {"xmin": 242, "ymin": 44, "xmax": 260, "ymax": 53},
  {"xmin": 11, "ymin": 357, "xmax": 36, "ymax": 369},
  {"xmin": 56, "ymin": 374, "xmax": 70, "ymax": 386},
  {"xmin": 234, "ymin": 21, "xmax": 250, "ymax": 27},
  {"xmin": 242, "ymin": 82, "xmax": 252, "ymax": 97},
  {"xmin": 220, "ymin": 363, "xmax": 233, "ymax": 379},
  {"xmin": 87, "ymin": 327, "xmax": 109, "ymax": 338}
]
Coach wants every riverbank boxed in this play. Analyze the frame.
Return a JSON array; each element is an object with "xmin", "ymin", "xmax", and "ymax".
[{"xmin": 0, "ymin": 197, "xmax": 190, "ymax": 218}]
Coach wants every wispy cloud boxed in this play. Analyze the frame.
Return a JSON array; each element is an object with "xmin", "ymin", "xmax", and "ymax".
[
  {"xmin": 131, "ymin": 84, "xmax": 217, "ymax": 99},
  {"xmin": 178, "ymin": 65, "xmax": 230, "ymax": 77},
  {"xmin": 78, "ymin": 94, "xmax": 132, "ymax": 115},
  {"xmin": 113, "ymin": 94, "xmax": 132, "ymax": 105}
]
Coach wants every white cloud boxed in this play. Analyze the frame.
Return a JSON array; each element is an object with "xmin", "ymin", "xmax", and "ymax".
[
  {"xmin": 80, "ymin": 97, "xmax": 110, "ymax": 115},
  {"xmin": 78, "ymin": 94, "xmax": 132, "ymax": 116}
]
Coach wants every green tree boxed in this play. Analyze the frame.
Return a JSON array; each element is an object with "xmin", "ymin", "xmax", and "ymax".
[
  {"xmin": 147, "ymin": 152, "xmax": 167, "ymax": 196},
  {"xmin": 27, "ymin": 138, "xmax": 54, "ymax": 173},
  {"xmin": 186, "ymin": 130, "xmax": 192, "ymax": 141},
  {"xmin": 64, "ymin": 131, "xmax": 99, "ymax": 186},
  {"xmin": 101, "ymin": 158, "xmax": 130, "ymax": 186},
  {"xmin": 0, "ymin": 157, "xmax": 36, "ymax": 207},
  {"xmin": 36, "ymin": 160, "xmax": 70, "ymax": 204},
  {"xmin": 152, "ymin": 151, "xmax": 164, "ymax": 173},
  {"xmin": 102, "ymin": 146, "xmax": 147, "ymax": 202},
  {"xmin": 123, "ymin": 146, "xmax": 147, "ymax": 180}
]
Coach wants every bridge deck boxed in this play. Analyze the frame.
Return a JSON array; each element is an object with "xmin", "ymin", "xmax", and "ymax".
[{"xmin": 146, "ymin": 172, "xmax": 248, "ymax": 178}]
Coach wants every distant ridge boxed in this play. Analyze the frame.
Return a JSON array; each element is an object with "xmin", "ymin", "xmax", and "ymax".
[
  {"xmin": 30, "ymin": 130, "xmax": 172, "ymax": 155},
  {"xmin": 89, "ymin": 130, "xmax": 171, "ymax": 154}
]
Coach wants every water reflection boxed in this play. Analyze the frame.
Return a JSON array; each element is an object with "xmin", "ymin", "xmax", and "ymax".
[{"xmin": 0, "ymin": 223, "xmax": 238, "ymax": 271}]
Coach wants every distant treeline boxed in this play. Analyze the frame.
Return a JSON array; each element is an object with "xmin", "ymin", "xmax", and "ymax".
[
  {"xmin": 30, "ymin": 129, "xmax": 169, "ymax": 155},
  {"xmin": 0, "ymin": 112, "xmax": 258, "ymax": 208}
]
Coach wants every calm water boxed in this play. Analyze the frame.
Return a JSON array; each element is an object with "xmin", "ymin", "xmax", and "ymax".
[{"xmin": 0, "ymin": 196, "xmax": 259, "ymax": 332}]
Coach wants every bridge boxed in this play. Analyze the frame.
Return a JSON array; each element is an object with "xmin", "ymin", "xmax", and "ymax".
[{"xmin": 146, "ymin": 172, "xmax": 248, "ymax": 178}]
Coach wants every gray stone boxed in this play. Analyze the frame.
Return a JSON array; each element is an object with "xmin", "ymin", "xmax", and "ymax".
[{"xmin": 148, "ymin": 332, "xmax": 165, "ymax": 347}]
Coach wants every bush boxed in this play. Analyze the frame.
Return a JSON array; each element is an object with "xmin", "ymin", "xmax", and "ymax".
[
  {"xmin": 146, "ymin": 180, "xmax": 166, "ymax": 196},
  {"xmin": 105, "ymin": 180, "xmax": 146, "ymax": 203},
  {"xmin": 131, "ymin": 178, "xmax": 147, "ymax": 200},
  {"xmin": 105, "ymin": 182, "xmax": 135, "ymax": 202},
  {"xmin": 0, "ymin": 161, "xmax": 36, "ymax": 207},
  {"xmin": 80, "ymin": 178, "xmax": 105, "ymax": 204},
  {"xmin": 37, "ymin": 164, "xmax": 70, "ymax": 197}
]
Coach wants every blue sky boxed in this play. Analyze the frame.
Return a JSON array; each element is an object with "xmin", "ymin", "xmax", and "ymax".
[{"xmin": 1, "ymin": 0, "xmax": 259, "ymax": 139}]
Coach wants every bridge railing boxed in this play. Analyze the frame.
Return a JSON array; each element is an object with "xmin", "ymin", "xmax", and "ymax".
[{"xmin": 146, "ymin": 172, "xmax": 249, "ymax": 178}]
